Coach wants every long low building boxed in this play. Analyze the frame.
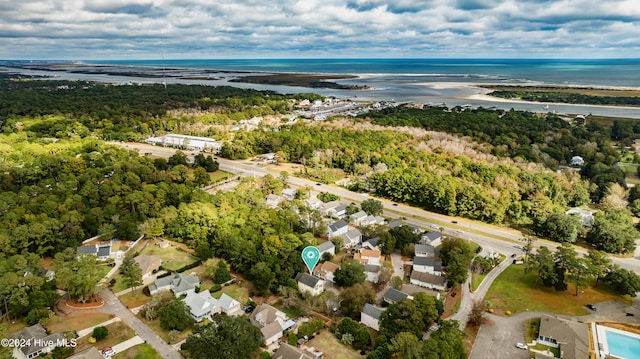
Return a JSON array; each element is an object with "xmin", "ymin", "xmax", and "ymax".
[{"xmin": 146, "ymin": 133, "xmax": 222, "ymax": 152}]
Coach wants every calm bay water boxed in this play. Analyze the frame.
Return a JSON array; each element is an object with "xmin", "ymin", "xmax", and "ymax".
[{"xmin": 5, "ymin": 58, "xmax": 640, "ymax": 118}]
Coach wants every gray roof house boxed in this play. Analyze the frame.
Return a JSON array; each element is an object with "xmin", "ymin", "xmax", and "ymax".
[
  {"xmin": 218, "ymin": 293, "xmax": 242, "ymax": 316},
  {"xmin": 76, "ymin": 244, "xmax": 111, "ymax": 260},
  {"xmin": 327, "ymin": 219, "xmax": 349, "ymax": 238},
  {"xmin": 565, "ymin": 207, "xmax": 595, "ymax": 227},
  {"xmin": 317, "ymin": 241, "xmax": 336, "ymax": 257},
  {"xmin": 341, "ymin": 228, "xmax": 363, "ymax": 248},
  {"xmin": 329, "ymin": 204, "xmax": 349, "ymax": 217},
  {"xmin": 67, "ymin": 347, "xmax": 103, "ymax": 359},
  {"xmin": 250, "ymin": 303, "xmax": 288, "ymax": 346},
  {"xmin": 296, "ymin": 273, "xmax": 324, "ymax": 296},
  {"xmin": 388, "ymin": 220, "xmax": 402, "ymax": 229},
  {"xmin": 361, "ymin": 303, "xmax": 385, "ymax": 331},
  {"xmin": 148, "ymin": 273, "xmax": 200, "ymax": 297},
  {"xmin": 537, "ymin": 315, "xmax": 589, "ymax": 359},
  {"xmin": 415, "ymin": 244, "xmax": 439, "ymax": 258},
  {"xmin": 362, "ymin": 236, "xmax": 381, "ymax": 250},
  {"xmin": 383, "ymin": 288, "xmax": 412, "ymax": 304},
  {"xmin": 11, "ymin": 324, "xmax": 65, "ymax": 359},
  {"xmin": 410, "ymin": 271, "xmax": 448, "ymax": 291},
  {"xmin": 413, "ymin": 257, "xmax": 442, "ymax": 275},
  {"xmin": 272, "ymin": 343, "xmax": 317, "ymax": 359},
  {"xmin": 183, "ymin": 290, "xmax": 221, "ymax": 322},
  {"xmin": 421, "ymin": 232, "xmax": 443, "ymax": 245},
  {"xmin": 350, "ymin": 211, "xmax": 368, "ymax": 225}
]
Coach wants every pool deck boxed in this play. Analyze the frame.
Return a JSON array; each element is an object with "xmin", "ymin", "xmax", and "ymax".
[{"xmin": 593, "ymin": 323, "xmax": 640, "ymax": 359}]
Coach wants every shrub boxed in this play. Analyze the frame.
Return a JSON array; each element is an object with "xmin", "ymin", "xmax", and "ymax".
[
  {"xmin": 288, "ymin": 332, "xmax": 298, "ymax": 346},
  {"xmin": 92, "ymin": 326, "xmax": 108, "ymax": 341}
]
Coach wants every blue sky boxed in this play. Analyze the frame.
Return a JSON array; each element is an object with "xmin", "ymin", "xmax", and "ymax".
[{"xmin": 1, "ymin": 0, "xmax": 639, "ymax": 59}]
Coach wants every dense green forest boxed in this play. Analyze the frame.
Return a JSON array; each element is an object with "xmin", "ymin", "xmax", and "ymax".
[{"xmin": 489, "ymin": 90, "xmax": 640, "ymax": 107}]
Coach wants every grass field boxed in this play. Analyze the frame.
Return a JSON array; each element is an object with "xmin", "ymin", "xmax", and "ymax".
[
  {"xmin": 471, "ymin": 272, "xmax": 487, "ymax": 292},
  {"xmin": 140, "ymin": 244, "xmax": 198, "ymax": 272},
  {"xmin": 73, "ymin": 321, "xmax": 136, "ymax": 354},
  {"xmin": 485, "ymin": 265, "xmax": 631, "ymax": 316},
  {"xmin": 305, "ymin": 330, "xmax": 365, "ymax": 359},
  {"xmin": 209, "ymin": 170, "xmax": 232, "ymax": 182},
  {"xmin": 45, "ymin": 312, "xmax": 113, "ymax": 333},
  {"xmin": 211, "ymin": 283, "xmax": 250, "ymax": 304},
  {"xmin": 118, "ymin": 290, "xmax": 151, "ymax": 308},
  {"xmin": 113, "ymin": 343, "xmax": 163, "ymax": 359},
  {"xmin": 141, "ymin": 317, "xmax": 193, "ymax": 343}
]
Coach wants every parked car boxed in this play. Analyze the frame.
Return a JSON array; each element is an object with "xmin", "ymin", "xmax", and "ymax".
[
  {"xmin": 451, "ymin": 220, "xmax": 458, "ymax": 224},
  {"xmin": 102, "ymin": 347, "xmax": 116, "ymax": 356},
  {"xmin": 243, "ymin": 304, "xmax": 255, "ymax": 314},
  {"xmin": 515, "ymin": 343, "xmax": 528, "ymax": 350},
  {"xmin": 514, "ymin": 245, "xmax": 524, "ymax": 250},
  {"xmin": 430, "ymin": 224, "xmax": 439, "ymax": 229},
  {"xmin": 587, "ymin": 304, "xmax": 597, "ymax": 311}
]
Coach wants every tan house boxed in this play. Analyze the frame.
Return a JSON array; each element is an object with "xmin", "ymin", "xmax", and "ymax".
[
  {"xmin": 314, "ymin": 261, "xmax": 340, "ymax": 283},
  {"xmin": 250, "ymin": 304, "xmax": 288, "ymax": 346},
  {"xmin": 134, "ymin": 254, "xmax": 162, "ymax": 279}
]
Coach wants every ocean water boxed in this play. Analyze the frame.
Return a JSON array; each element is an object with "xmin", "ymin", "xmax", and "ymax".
[{"xmin": 5, "ymin": 58, "xmax": 640, "ymax": 118}]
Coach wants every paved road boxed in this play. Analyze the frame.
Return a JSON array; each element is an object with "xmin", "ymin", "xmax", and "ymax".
[
  {"xmin": 99, "ymin": 288, "xmax": 184, "ymax": 359},
  {"xmin": 116, "ymin": 141, "xmax": 640, "ymax": 276}
]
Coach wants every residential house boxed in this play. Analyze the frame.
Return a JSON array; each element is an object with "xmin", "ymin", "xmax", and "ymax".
[
  {"xmin": 11, "ymin": 324, "xmax": 65, "ymax": 359},
  {"xmin": 383, "ymin": 288, "xmax": 412, "ymax": 305},
  {"xmin": 329, "ymin": 204, "xmax": 348, "ymax": 218},
  {"xmin": 388, "ymin": 220, "xmax": 402, "ymax": 229},
  {"xmin": 134, "ymin": 254, "xmax": 162, "ymax": 279},
  {"xmin": 362, "ymin": 237, "xmax": 381, "ymax": 251},
  {"xmin": 571, "ymin": 156, "xmax": 585, "ymax": 166},
  {"xmin": 412, "ymin": 257, "xmax": 443, "ymax": 275},
  {"xmin": 296, "ymin": 273, "xmax": 324, "ymax": 296},
  {"xmin": 361, "ymin": 303, "xmax": 385, "ymax": 331},
  {"xmin": 364, "ymin": 264, "xmax": 381, "ymax": 283},
  {"xmin": 326, "ymin": 220, "xmax": 348, "ymax": 238},
  {"xmin": 272, "ymin": 343, "xmax": 318, "ymax": 359},
  {"xmin": 75, "ymin": 244, "xmax": 111, "ymax": 260},
  {"xmin": 420, "ymin": 232, "xmax": 443, "ymax": 246},
  {"xmin": 320, "ymin": 201, "xmax": 341, "ymax": 216},
  {"xmin": 157, "ymin": 240, "xmax": 171, "ymax": 249},
  {"xmin": 317, "ymin": 241, "xmax": 336, "ymax": 257},
  {"xmin": 304, "ymin": 197, "xmax": 323, "ymax": 210},
  {"xmin": 183, "ymin": 290, "xmax": 221, "ymax": 322},
  {"xmin": 349, "ymin": 211, "xmax": 367, "ymax": 226},
  {"xmin": 354, "ymin": 249, "xmax": 382, "ymax": 266},
  {"xmin": 250, "ymin": 304, "xmax": 288, "ymax": 346},
  {"xmin": 281, "ymin": 188, "xmax": 297, "ymax": 201},
  {"xmin": 361, "ymin": 215, "xmax": 385, "ymax": 226},
  {"xmin": 314, "ymin": 261, "xmax": 340, "ymax": 283},
  {"xmin": 410, "ymin": 271, "xmax": 448, "ymax": 291},
  {"xmin": 67, "ymin": 347, "xmax": 103, "ymax": 359},
  {"xmin": 218, "ymin": 293, "xmax": 242, "ymax": 316},
  {"xmin": 414, "ymin": 244, "xmax": 439, "ymax": 258},
  {"xmin": 537, "ymin": 315, "xmax": 589, "ymax": 359},
  {"xmin": 340, "ymin": 228, "xmax": 363, "ymax": 248},
  {"xmin": 565, "ymin": 207, "xmax": 595, "ymax": 227},
  {"xmin": 265, "ymin": 194, "xmax": 284, "ymax": 209},
  {"xmin": 148, "ymin": 273, "xmax": 200, "ymax": 297}
]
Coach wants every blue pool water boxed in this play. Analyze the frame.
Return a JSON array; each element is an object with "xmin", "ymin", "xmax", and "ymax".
[{"xmin": 606, "ymin": 330, "xmax": 640, "ymax": 359}]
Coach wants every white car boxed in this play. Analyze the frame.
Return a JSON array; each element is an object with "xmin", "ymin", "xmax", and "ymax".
[
  {"xmin": 516, "ymin": 343, "xmax": 528, "ymax": 350},
  {"xmin": 430, "ymin": 224, "xmax": 439, "ymax": 229}
]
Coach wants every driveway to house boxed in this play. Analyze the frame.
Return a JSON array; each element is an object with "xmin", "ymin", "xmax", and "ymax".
[
  {"xmin": 99, "ymin": 288, "xmax": 184, "ymax": 359},
  {"xmin": 470, "ymin": 312, "xmax": 538, "ymax": 359}
]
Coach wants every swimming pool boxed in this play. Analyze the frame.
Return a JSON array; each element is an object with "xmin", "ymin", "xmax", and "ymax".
[{"xmin": 605, "ymin": 330, "xmax": 640, "ymax": 359}]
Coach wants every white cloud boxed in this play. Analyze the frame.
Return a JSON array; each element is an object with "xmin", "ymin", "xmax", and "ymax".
[{"xmin": 0, "ymin": 0, "xmax": 638, "ymax": 59}]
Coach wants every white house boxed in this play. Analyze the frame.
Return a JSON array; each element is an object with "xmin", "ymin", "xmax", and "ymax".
[
  {"xmin": 383, "ymin": 288, "xmax": 412, "ymax": 305},
  {"xmin": 149, "ymin": 273, "xmax": 200, "ymax": 297},
  {"xmin": 183, "ymin": 290, "xmax": 221, "ymax": 322},
  {"xmin": 145, "ymin": 133, "xmax": 222, "ymax": 152},
  {"xmin": 317, "ymin": 241, "xmax": 336, "ymax": 257},
  {"xmin": 571, "ymin": 156, "xmax": 585, "ymax": 166},
  {"xmin": 320, "ymin": 201, "xmax": 341, "ymax": 216},
  {"xmin": 421, "ymin": 231, "xmax": 443, "ymax": 246},
  {"xmin": 349, "ymin": 211, "xmax": 368, "ymax": 225},
  {"xmin": 250, "ymin": 304, "xmax": 288, "ymax": 346},
  {"xmin": 218, "ymin": 293, "xmax": 242, "ymax": 316},
  {"xmin": 364, "ymin": 264, "xmax": 381, "ymax": 283},
  {"xmin": 414, "ymin": 244, "xmax": 439, "ymax": 258},
  {"xmin": 11, "ymin": 324, "xmax": 64, "ymax": 359},
  {"xmin": 361, "ymin": 215, "xmax": 385, "ymax": 226},
  {"xmin": 329, "ymin": 204, "xmax": 348, "ymax": 218},
  {"xmin": 410, "ymin": 271, "xmax": 448, "ymax": 291},
  {"xmin": 412, "ymin": 257, "xmax": 442, "ymax": 275},
  {"xmin": 354, "ymin": 249, "xmax": 382, "ymax": 266},
  {"xmin": 265, "ymin": 194, "xmax": 284, "ymax": 209},
  {"xmin": 76, "ymin": 244, "xmax": 111, "ymax": 261},
  {"xmin": 327, "ymin": 220, "xmax": 349, "ymax": 238},
  {"xmin": 314, "ymin": 261, "xmax": 340, "ymax": 283},
  {"xmin": 281, "ymin": 188, "xmax": 297, "ymax": 201},
  {"xmin": 565, "ymin": 207, "xmax": 595, "ymax": 227},
  {"xmin": 304, "ymin": 197, "xmax": 323, "ymax": 210},
  {"xmin": 362, "ymin": 237, "xmax": 381, "ymax": 251},
  {"xmin": 295, "ymin": 273, "xmax": 325, "ymax": 296},
  {"xmin": 361, "ymin": 303, "xmax": 385, "ymax": 331},
  {"xmin": 341, "ymin": 228, "xmax": 362, "ymax": 248}
]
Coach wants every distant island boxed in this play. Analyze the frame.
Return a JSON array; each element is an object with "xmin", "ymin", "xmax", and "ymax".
[
  {"xmin": 482, "ymin": 85, "xmax": 640, "ymax": 107},
  {"xmin": 229, "ymin": 73, "xmax": 370, "ymax": 89}
]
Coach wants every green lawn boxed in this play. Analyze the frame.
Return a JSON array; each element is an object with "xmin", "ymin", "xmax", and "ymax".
[
  {"xmin": 113, "ymin": 343, "xmax": 163, "ymax": 359},
  {"xmin": 140, "ymin": 244, "xmax": 198, "ymax": 272},
  {"xmin": 141, "ymin": 317, "xmax": 192, "ymax": 344},
  {"xmin": 211, "ymin": 284, "xmax": 250, "ymax": 304},
  {"xmin": 471, "ymin": 272, "xmax": 487, "ymax": 292},
  {"xmin": 305, "ymin": 330, "xmax": 365, "ymax": 359},
  {"xmin": 45, "ymin": 312, "xmax": 113, "ymax": 333},
  {"xmin": 485, "ymin": 265, "xmax": 631, "ymax": 316},
  {"xmin": 209, "ymin": 170, "xmax": 232, "ymax": 182},
  {"xmin": 118, "ymin": 290, "xmax": 151, "ymax": 308},
  {"xmin": 73, "ymin": 321, "xmax": 136, "ymax": 354}
]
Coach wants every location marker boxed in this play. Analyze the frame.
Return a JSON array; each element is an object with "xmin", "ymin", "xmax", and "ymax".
[{"xmin": 301, "ymin": 246, "xmax": 321, "ymax": 274}]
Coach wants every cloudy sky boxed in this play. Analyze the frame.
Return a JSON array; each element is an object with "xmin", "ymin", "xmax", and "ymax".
[{"xmin": 2, "ymin": 0, "xmax": 639, "ymax": 59}]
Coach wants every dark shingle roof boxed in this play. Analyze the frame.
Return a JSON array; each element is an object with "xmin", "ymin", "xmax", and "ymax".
[
  {"xmin": 384, "ymin": 288, "xmax": 409, "ymax": 303},
  {"xmin": 414, "ymin": 257, "xmax": 442, "ymax": 271},
  {"xmin": 317, "ymin": 241, "xmax": 335, "ymax": 252},
  {"xmin": 295, "ymin": 273, "xmax": 321, "ymax": 288},
  {"xmin": 423, "ymin": 232, "xmax": 442, "ymax": 241},
  {"xmin": 97, "ymin": 245, "xmax": 111, "ymax": 257},
  {"xmin": 328, "ymin": 219, "xmax": 348, "ymax": 232},
  {"xmin": 362, "ymin": 303, "xmax": 385, "ymax": 320},
  {"xmin": 410, "ymin": 271, "xmax": 447, "ymax": 286},
  {"xmin": 76, "ymin": 245, "xmax": 97, "ymax": 255}
]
